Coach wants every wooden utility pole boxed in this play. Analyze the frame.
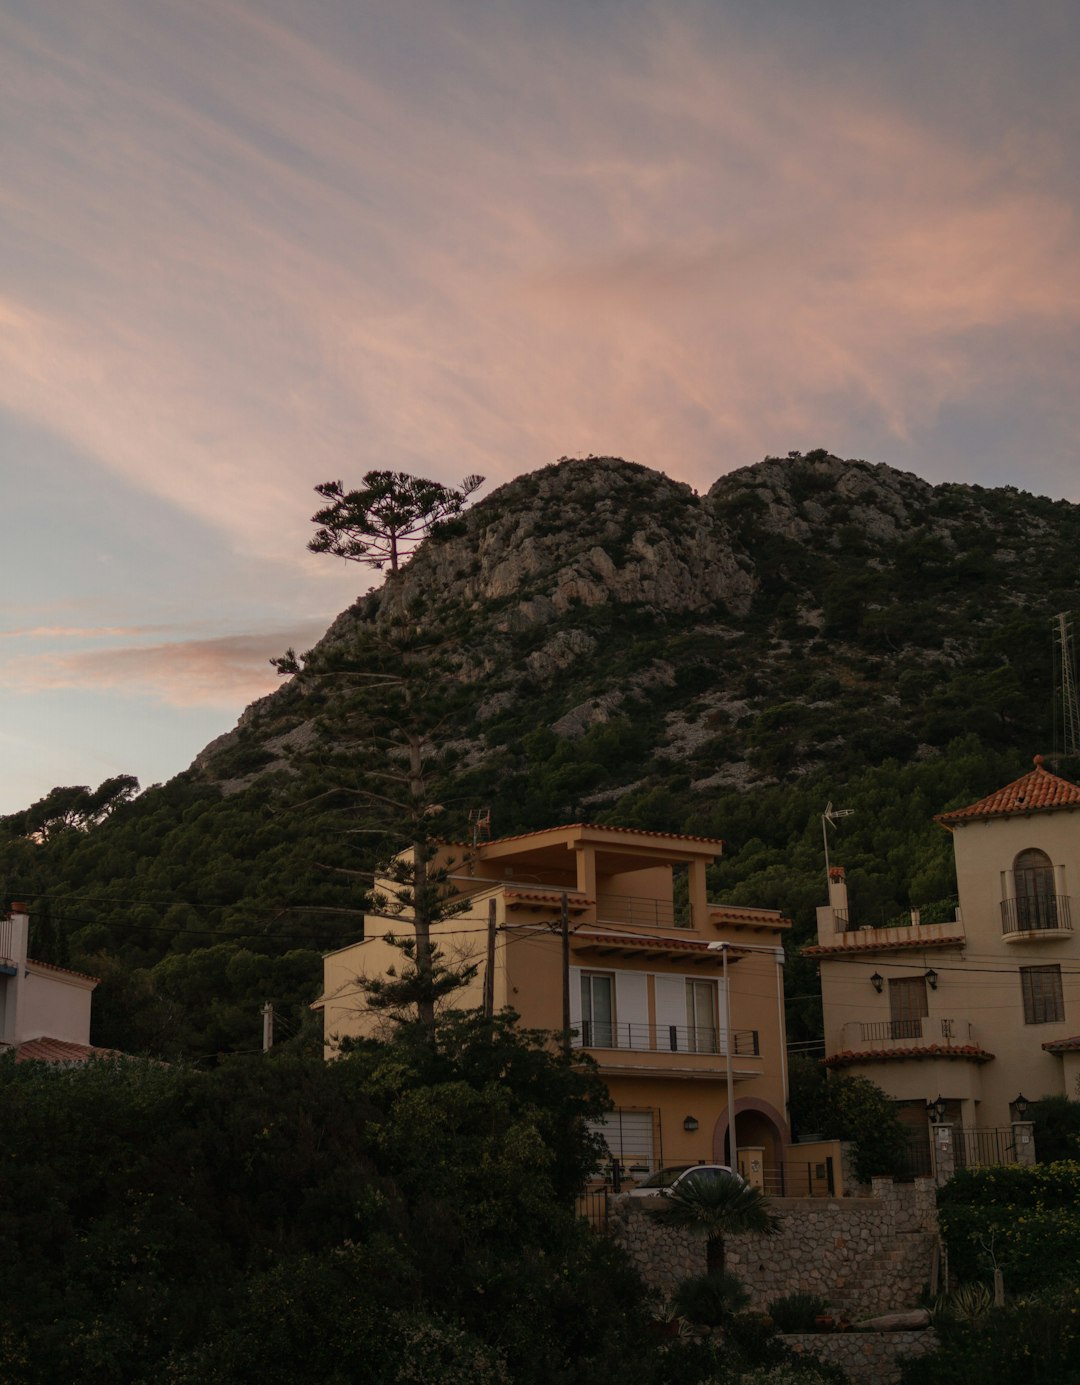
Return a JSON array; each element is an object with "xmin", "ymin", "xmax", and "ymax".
[
  {"xmin": 261, "ymin": 1001, "xmax": 274, "ymax": 1052},
  {"xmin": 483, "ymin": 897, "xmax": 496, "ymax": 1018},
  {"xmin": 561, "ymin": 891, "xmax": 571, "ymax": 1055}
]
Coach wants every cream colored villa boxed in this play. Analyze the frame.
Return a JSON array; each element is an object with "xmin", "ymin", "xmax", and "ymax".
[
  {"xmin": 810, "ymin": 757, "xmax": 1080, "ymax": 1144},
  {"xmin": 318, "ymin": 822, "xmax": 793, "ymax": 1180},
  {"xmin": 0, "ymin": 903, "xmax": 106, "ymax": 1063}
]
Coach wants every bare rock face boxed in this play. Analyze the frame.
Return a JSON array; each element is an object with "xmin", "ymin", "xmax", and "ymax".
[
  {"xmin": 377, "ymin": 457, "xmax": 758, "ymax": 626},
  {"xmin": 709, "ymin": 450, "xmax": 940, "ymax": 548}
]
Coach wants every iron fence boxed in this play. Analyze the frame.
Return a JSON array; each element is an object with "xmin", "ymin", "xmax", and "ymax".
[
  {"xmin": 762, "ymin": 1158, "xmax": 835, "ymax": 1198},
  {"xmin": 575, "ymin": 1188, "xmax": 609, "ymax": 1231}
]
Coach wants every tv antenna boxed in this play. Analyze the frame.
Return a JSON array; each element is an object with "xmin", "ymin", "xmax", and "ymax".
[
  {"xmin": 1053, "ymin": 613, "xmax": 1080, "ymax": 757},
  {"xmin": 468, "ymin": 806, "xmax": 492, "ymax": 847},
  {"xmin": 821, "ymin": 802, "xmax": 854, "ymax": 888}
]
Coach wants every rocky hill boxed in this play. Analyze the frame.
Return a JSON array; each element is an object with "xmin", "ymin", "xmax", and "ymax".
[
  {"xmin": 198, "ymin": 450, "xmax": 1078, "ymax": 808},
  {"xmin": 5, "ymin": 450, "xmax": 1080, "ymax": 1057}
]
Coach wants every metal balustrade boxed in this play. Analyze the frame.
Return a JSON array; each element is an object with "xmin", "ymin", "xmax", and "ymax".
[
  {"xmin": 595, "ymin": 893, "xmax": 690, "ymax": 929},
  {"xmin": 1001, "ymin": 894, "xmax": 1073, "ymax": 935},
  {"xmin": 854, "ymin": 1017, "xmax": 966, "ymax": 1045},
  {"xmin": 575, "ymin": 1019, "xmax": 760, "ymax": 1056}
]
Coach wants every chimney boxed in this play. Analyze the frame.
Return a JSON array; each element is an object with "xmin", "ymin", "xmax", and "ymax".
[{"xmin": 828, "ymin": 865, "xmax": 849, "ymax": 917}]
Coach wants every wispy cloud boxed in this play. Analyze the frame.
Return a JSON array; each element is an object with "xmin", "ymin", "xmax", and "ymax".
[
  {"xmin": 3, "ymin": 0, "xmax": 1080, "ymax": 571},
  {"xmin": 0, "ymin": 624, "xmax": 181, "ymax": 640},
  {"xmin": 5, "ymin": 625, "xmax": 327, "ymax": 708}
]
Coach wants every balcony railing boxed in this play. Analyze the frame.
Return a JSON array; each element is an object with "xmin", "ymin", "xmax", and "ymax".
[
  {"xmin": 595, "ymin": 893, "xmax": 690, "ymax": 930},
  {"xmin": 0, "ymin": 915, "xmax": 13, "ymax": 969},
  {"xmin": 858, "ymin": 1017, "xmax": 962, "ymax": 1043},
  {"xmin": 1001, "ymin": 894, "xmax": 1073, "ymax": 935},
  {"xmin": 844, "ymin": 1016, "xmax": 972, "ymax": 1049},
  {"xmin": 575, "ymin": 1019, "xmax": 760, "ymax": 1057}
]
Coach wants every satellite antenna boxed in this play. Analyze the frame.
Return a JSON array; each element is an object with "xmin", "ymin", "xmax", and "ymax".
[
  {"xmin": 821, "ymin": 801, "xmax": 854, "ymax": 888},
  {"xmin": 1053, "ymin": 613, "xmax": 1080, "ymax": 757}
]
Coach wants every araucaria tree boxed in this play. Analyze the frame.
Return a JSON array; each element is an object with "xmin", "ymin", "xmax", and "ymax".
[
  {"xmin": 308, "ymin": 470, "xmax": 483, "ymax": 572},
  {"xmin": 273, "ymin": 621, "xmax": 477, "ymax": 1037}
]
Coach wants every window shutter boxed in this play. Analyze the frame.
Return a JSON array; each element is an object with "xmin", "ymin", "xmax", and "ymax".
[{"xmin": 615, "ymin": 971, "xmax": 648, "ymax": 1048}]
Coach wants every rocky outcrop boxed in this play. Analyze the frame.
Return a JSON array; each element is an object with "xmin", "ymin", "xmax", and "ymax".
[{"xmin": 190, "ymin": 450, "xmax": 1080, "ymax": 804}]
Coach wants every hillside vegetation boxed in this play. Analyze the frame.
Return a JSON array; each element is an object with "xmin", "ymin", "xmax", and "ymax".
[{"xmin": 3, "ymin": 450, "xmax": 1078, "ymax": 1057}]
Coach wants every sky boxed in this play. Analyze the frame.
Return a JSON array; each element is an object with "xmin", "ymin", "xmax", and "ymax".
[{"xmin": 2, "ymin": 0, "xmax": 1080, "ymax": 814}]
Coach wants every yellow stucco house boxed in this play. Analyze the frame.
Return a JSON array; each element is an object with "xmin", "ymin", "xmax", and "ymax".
[
  {"xmin": 810, "ymin": 756, "xmax": 1080, "ymax": 1155},
  {"xmin": 318, "ymin": 822, "xmax": 793, "ymax": 1181}
]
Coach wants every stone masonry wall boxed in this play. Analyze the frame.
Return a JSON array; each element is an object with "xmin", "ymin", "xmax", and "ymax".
[
  {"xmin": 609, "ymin": 1177, "xmax": 938, "ymax": 1319},
  {"xmin": 783, "ymin": 1330, "xmax": 937, "ymax": 1385}
]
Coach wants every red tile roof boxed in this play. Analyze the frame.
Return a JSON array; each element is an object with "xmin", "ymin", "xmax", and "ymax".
[
  {"xmin": 804, "ymin": 935, "xmax": 965, "ymax": 957},
  {"xmin": 1043, "ymin": 1035, "xmax": 1080, "ymax": 1054},
  {"xmin": 571, "ymin": 928, "xmax": 749, "ymax": 958},
  {"xmin": 502, "ymin": 889, "xmax": 593, "ymax": 909},
  {"xmin": 709, "ymin": 905, "xmax": 793, "ymax": 931},
  {"xmin": 12, "ymin": 1037, "xmax": 120, "ymax": 1064},
  {"xmin": 824, "ymin": 1043, "xmax": 994, "ymax": 1068},
  {"xmin": 936, "ymin": 756, "xmax": 1080, "ymax": 825},
  {"xmin": 478, "ymin": 822, "xmax": 726, "ymax": 850},
  {"xmin": 26, "ymin": 957, "xmax": 100, "ymax": 984}
]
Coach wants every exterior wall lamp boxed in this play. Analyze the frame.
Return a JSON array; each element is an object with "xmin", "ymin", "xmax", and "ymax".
[
  {"xmin": 683, "ymin": 1116, "xmax": 699, "ymax": 1132},
  {"xmin": 927, "ymin": 1095, "xmax": 948, "ymax": 1124},
  {"xmin": 870, "ymin": 972, "xmax": 884, "ymax": 993},
  {"xmin": 1013, "ymin": 1093, "xmax": 1030, "ymax": 1120},
  {"xmin": 925, "ymin": 968, "xmax": 939, "ymax": 990}
]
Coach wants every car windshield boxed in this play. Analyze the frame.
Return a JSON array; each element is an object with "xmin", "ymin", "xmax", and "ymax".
[{"xmin": 638, "ymin": 1165, "xmax": 691, "ymax": 1189}]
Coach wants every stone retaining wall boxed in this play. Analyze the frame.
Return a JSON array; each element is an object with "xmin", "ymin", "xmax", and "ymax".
[
  {"xmin": 609, "ymin": 1177, "xmax": 938, "ymax": 1319},
  {"xmin": 782, "ymin": 1329, "xmax": 937, "ymax": 1385}
]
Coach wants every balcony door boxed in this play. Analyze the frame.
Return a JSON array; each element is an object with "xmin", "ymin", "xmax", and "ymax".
[
  {"xmin": 686, "ymin": 978, "xmax": 719, "ymax": 1053},
  {"xmin": 580, "ymin": 972, "xmax": 615, "ymax": 1048},
  {"xmin": 888, "ymin": 977, "xmax": 928, "ymax": 1041},
  {"xmin": 1014, "ymin": 849, "xmax": 1058, "ymax": 930}
]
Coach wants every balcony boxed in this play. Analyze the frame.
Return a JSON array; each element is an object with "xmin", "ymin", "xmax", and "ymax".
[
  {"xmin": 840, "ymin": 1016, "xmax": 974, "ymax": 1053},
  {"xmin": 595, "ymin": 892, "xmax": 689, "ymax": 930},
  {"xmin": 574, "ymin": 1019, "xmax": 760, "ymax": 1057},
  {"xmin": 1001, "ymin": 894, "xmax": 1073, "ymax": 940}
]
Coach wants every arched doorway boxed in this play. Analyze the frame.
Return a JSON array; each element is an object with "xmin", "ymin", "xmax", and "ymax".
[{"xmin": 712, "ymin": 1098, "xmax": 788, "ymax": 1189}]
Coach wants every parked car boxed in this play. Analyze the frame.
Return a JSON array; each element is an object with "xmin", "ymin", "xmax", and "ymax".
[{"xmin": 626, "ymin": 1163, "xmax": 743, "ymax": 1197}]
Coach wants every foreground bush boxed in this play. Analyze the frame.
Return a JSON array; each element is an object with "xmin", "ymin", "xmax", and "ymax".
[
  {"xmin": 937, "ymin": 1162, "xmax": 1080, "ymax": 1295},
  {"xmin": 902, "ymin": 1285, "xmax": 1080, "ymax": 1385}
]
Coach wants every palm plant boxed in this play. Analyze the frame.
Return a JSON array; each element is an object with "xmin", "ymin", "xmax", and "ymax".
[{"xmin": 649, "ymin": 1175, "xmax": 781, "ymax": 1276}]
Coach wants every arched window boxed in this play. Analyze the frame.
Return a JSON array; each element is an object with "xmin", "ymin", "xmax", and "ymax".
[{"xmin": 1013, "ymin": 849, "xmax": 1057, "ymax": 931}]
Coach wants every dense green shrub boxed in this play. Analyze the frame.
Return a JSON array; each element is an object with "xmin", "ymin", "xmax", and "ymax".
[
  {"xmin": 768, "ymin": 1291, "xmax": 829, "ymax": 1332},
  {"xmin": 672, "ymin": 1271, "xmax": 750, "ymax": 1325},
  {"xmin": 902, "ymin": 1285, "xmax": 1080, "ymax": 1385},
  {"xmin": 937, "ymin": 1162, "xmax": 1080, "ymax": 1294}
]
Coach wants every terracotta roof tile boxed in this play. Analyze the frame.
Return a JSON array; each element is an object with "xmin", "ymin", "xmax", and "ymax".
[
  {"xmin": 803, "ymin": 935, "xmax": 965, "ymax": 957},
  {"xmin": 571, "ymin": 928, "xmax": 749, "ymax": 958},
  {"xmin": 11, "ymin": 1037, "xmax": 120, "ymax": 1064},
  {"xmin": 824, "ymin": 1043, "xmax": 994, "ymax": 1067},
  {"xmin": 936, "ymin": 756, "xmax": 1080, "ymax": 825},
  {"xmin": 503, "ymin": 889, "xmax": 593, "ymax": 908},
  {"xmin": 480, "ymin": 822, "xmax": 726, "ymax": 850},
  {"xmin": 26, "ymin": 958, "xmax": 100, "ymax": 983},
  {"xmin": 1042, "ymin": 1035, "xmax": 1080, "ymax": 1054},
  {"xmin": 709, "ymin": 905, "xmax": 793, "ymax": 930}
]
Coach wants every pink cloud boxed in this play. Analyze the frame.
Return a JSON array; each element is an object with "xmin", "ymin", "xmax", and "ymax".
[
  {"xmin": 2, "ymin": 0, "xmax": 1080, "ymax": 562},
  {"xmin": 5, "ymin": 626, "xmax": 326, "ymax": 708}
]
